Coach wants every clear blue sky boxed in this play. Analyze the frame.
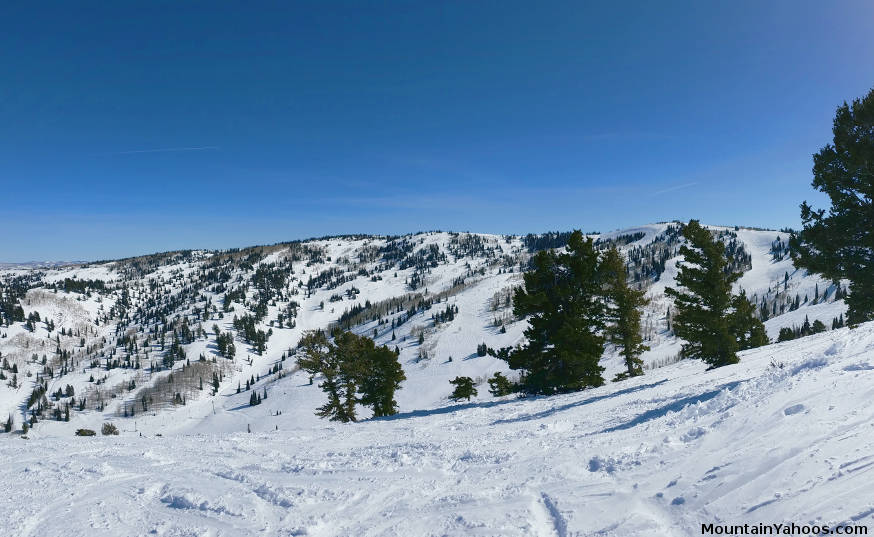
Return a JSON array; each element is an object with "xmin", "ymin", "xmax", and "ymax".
[{"xmin": 2, "ymin": 1, "xmax": 872, "ymax": 262}]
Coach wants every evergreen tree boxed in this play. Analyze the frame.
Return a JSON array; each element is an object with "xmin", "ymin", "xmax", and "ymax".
[
  {"xmin": 505, "ymin": 230, "xmax": 606, "ymax": 394},
  {"xmin": 777, "ymin": 327, "xmax": 795, "ymax": 342},
  {"xmin": 790, "ymin": 87, "xmax": 874, "ymax": 324},
  {"xmin": 487, "ymin": 372, "xmax": 514, "ymax": 396},
  {"xmin": 313, "ymin": 354, "xmax": 348, "ymax": 422},
  {"xmin": 296, "ymin": 330, "xmax": 330, "ymax": 385},
  {"xmin": 729, "ymin": 291, "xmax": 769, "ymax": 350},
  {"xmin": 345, "ymin": 334, "xmax": 405, "ymax": 418},
  {"xmin": 449, "ymin": 376, "xmax": 477, "ymax": 401},
  {"xmin": 665, "ymin": 220, "xmax": 740, "ymax": 368},
  {"xmin": 321, "ymin": 332, "xmax": 361, "ymax": 423},
  {"xmin": 601, "ymin": 247, "xmax": 649, "ymax": 380},
  {"xmin": 801, "ymin": 316, "xmax": 812, "ymax": 336},
  {"xmin": 298, "ymin": 331, "xmax": 405, "ymax": 421}
]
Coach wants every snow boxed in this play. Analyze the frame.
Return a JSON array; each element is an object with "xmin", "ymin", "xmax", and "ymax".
[
  {"xmin": 2, "ymin": 323, "xmax": 873, "ymax": 536},
  {"xmin": 40, "ymin": 264, "xmax": 120, "ymax": 284},
  {"xmin": 0, "ymin": 224, "xmax": 867, "ymax": 535},
  {"xmin": 595, "ymin": 223, "xmax": 670, "ymax": 247}
]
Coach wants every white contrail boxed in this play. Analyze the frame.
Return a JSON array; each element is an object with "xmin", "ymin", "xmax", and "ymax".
[
  {"xmin": 654, "ymin": 182, "xmax": 698, "ymax": 195},
  {"xmin": 103, "ymin": 146, "xmax": 219, "ymax": 155}
]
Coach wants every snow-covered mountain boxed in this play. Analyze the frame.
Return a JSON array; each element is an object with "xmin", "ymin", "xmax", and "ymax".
[{"xmin": 1, "ymin": 223, "xmax": 868, "ymax": 536}]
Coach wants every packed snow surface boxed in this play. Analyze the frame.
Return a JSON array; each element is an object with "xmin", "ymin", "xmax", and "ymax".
[
  {"xmin": 0, "ymin": 225, "xmax": 864, "ymax": 535},
  {"xmin": 2, "ymin": 323, "xmax": 874, "ymax": 536}
]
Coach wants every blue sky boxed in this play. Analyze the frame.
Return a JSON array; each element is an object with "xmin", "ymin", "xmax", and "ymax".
[{"xmin": 2, "ymin": 1, "xmax": 873, "ymax": 262}]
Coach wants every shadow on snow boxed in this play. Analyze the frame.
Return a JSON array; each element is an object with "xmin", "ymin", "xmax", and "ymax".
[
  {"xmin": 375, "ymin": 377, "xmax": 674, "ymax": 424},
  {"xmin": 490, "ymin": 379, "xmax": 670, "ymax": 426},
  {"xmin": 597, "ymin": 380, "xmax": 743, "ymax": 433}
]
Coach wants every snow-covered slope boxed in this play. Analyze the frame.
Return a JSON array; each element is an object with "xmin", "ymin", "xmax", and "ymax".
[
  {"xmin": 0, "ymin": 223, "xmax": 867, "ymax": 534},
  {"xmin": 0, "ymin": 225, "xmax": 847, "ymax": 434},
  {"xmin": 2, "ymin": 322, "xmax": 873, "ymax": 536}
]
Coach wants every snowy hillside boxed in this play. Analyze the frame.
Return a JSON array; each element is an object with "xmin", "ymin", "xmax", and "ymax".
[
  {"xmin": 2, "ymin": 321, "xmax": 873, "ymax": 536},
  {"xmin": 0, "ymin": 223, "xmax": 866, "ymax": 535},
  {"xmin": 0, "ymin": 224, "xmax": 846, "ymax": 435}
]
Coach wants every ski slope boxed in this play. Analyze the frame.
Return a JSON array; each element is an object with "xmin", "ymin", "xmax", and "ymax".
[
  {"xmin": 0, "ymin": 225, "xmax": 848, "ymax": 427},
  {"xmin": 1, "ymin": 322, "xmax": 873, "ymax": 536},
  {"xmin": 0, "ymin": 223, "xmax": 866, "ymax": 536}
]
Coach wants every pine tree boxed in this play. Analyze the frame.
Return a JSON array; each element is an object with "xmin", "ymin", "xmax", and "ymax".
[
  {"xmin": 602, "ymin": 247, "xmax": 649, "ymax": 380},
  {"xmin": 506, "ymin": 230, "xmax": 606, "ymax": 394},
  {"xmin": 345, "ymin": 333, "xmax": 405, "ymax": 418},
  {"xmin": 449, "ymin": 376, "xmax": 477, "ymax": 401},
  {"xmin": 299, "ymin": 330, "xmax": 355, "ymax": 422},
  {"xmin": 801, "ymin": 315, "xmax": 812, "ymax": 337},
  {"xmin": 314, "ymin": 359, "xmax": 346, "ymax": 421},
  {"xmin": 665, "ymin": 220, "xmax": 740, "ymax": 368},
  {"xmin": 487, "ymin": 372, "xmax": 514, "ymax": 396},
  {"xmin": 790, "ymin": 87, "xmax": 874, "ymax": 324},
  {"xmin": 300, "ymin": 331, "xmax": 405, "ymax": 422},
  {"xmin": 296, "ymin": 330, "xmax": 330, "ymax": 385},
  {"xmin": 729, "ymin": 291, "xmax": 769, "ymax": 350}
]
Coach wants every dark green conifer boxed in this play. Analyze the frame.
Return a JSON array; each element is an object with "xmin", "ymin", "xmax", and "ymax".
[
  {"xmin": 665, "ymin": 220, "xmax": 739, "ymax": 368},
  {"xmin": 791, "ymin": 87, "xmax": 874, "ymax": 324},
  {"xmin": 350, "ymin": 336, "xmax": 405, "ymax": 418},
  {"xmin": 449, "ymin": 376, "xmax": 477, "ymax": 401},
  {"xmin": 506, "ymin": 230, "xmax": 606, "ymax": 394},
  {"xmin": 729, "ymin": 291, "xmax": 769, "ymax": 350},
  {"xmin": 602, "ymin": 247, "xmax": 649, "ymax": 380},
  {"xmin": 487, "ymin": 372, "xmax": 514, "ymax": 396},
  {"xmin": 297, "ymin": 330, "xmax": 330, "ymax": 385},
  {"xmin": 299, "ymin": 330, "xmax": 405, "ymax": 422}
]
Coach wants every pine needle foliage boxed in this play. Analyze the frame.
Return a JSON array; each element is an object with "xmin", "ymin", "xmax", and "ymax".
[
  {"xmin": 449, "ymin": 376, "xmax": 477, "ymax": 401},
  {"xmin": 506, "ymin": 231, "xmax": 606, "ymax": 394},
  {"xmin": 602, "ymin": 246, "xmax": 650, "ymax": 380},
  {"xmin": 790, "ymin": 87, "xmax": 874, "ymax": 324},
  {"xmin": 666, "ymin": 220, "xmax": 741, "ymax": 368},
  {"xmin": 297, "ymin": 330, "xmax": 405, "ymax": 422}
]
